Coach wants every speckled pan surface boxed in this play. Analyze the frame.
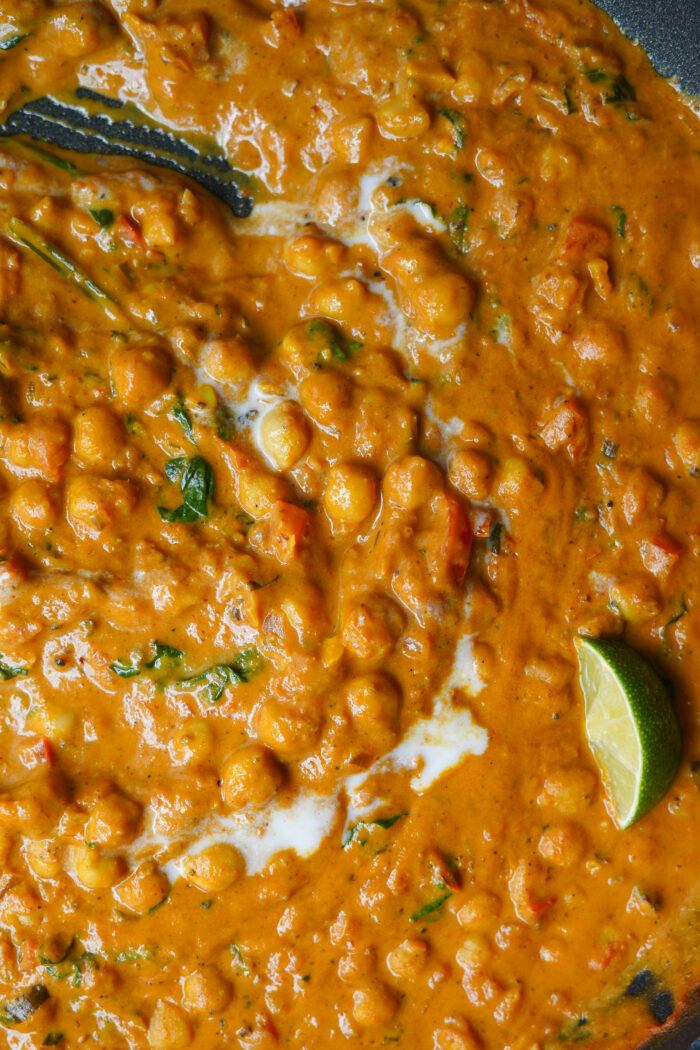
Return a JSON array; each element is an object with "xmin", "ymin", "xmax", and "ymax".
[
  {"xmin": 595, "ymin": 0, "xmax": 700, "ymax": 97},
  {"xmin": 599, "ymin": 2, "xmax": 699, "ymax": 1047}
]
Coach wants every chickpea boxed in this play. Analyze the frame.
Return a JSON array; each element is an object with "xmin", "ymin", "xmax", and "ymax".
[
  {"xmin": 457, "ymin": 891, "xmax": 501, "ymax": 930},
  {"xmin": 621, "ymin": 467, "xmax": 664, "ymax": 524},
  {"xmin": 386, "ymin": 938, "xmax": 428, "ymax": 979},
  {"xmin": 259, "ymin": 401, "xmax": 311, "ymax": 471},
  {"xmin": 299, "ymin": 371, "xmax": 353, "ymax": 426},
  {"xmin": 257, "ymin": 699, "xmax": 319, "ymax": 757},
  {"xmin": 433, "ymin": 1023, "xmax": 482, "ymax": 1050},
  {"xmin": 237, "ymin": 468, "xmax": 291, "ymax": 519},
  {"xmin": 411, "ymin": 273, "xmax": 475, "ymax": 337},
  {"xmin": 672, "ymin": 420, "xmax": 700, "ymax": 476},
  {"xmin": 85, "ymin": 793, "xmax": 141, "ymax": 848},
  {"xmin": 383, "ymin": 455, "xmax": 443, "ymax": 510},
  {"xmin": 324, "ymin": 463, "xmax": 377, "ymax": 526},
  {"xmin": 202, "ymin": 338, "xmax": 257, "ymax": 389},
  {"xmin": 284, "ymin": 235, "xmax": 345, "ymax": 278},
  {"xmin": 449, "ymin": 450, "xmax": 493, "ymax": 502},
  {"xmin": 24, "ymin": 838, "xmax": 62, "ymax": 880},
  {"xmin": 135, "ymin": 199, "xmax": 178, "ymax": 249},
  {"xmin": 538, "ymin": 822, "xmax": 586, "ymax": 867},
  {"xmin": 341, "ymin": 594, "xmax": 403, "ymax": 661},
  {"xmin": 345, "ymin": 673, "xmax": 400, "ymax": 753},
  {"xmin": 74, "ymin": 406, "xmax": 124, "ymax": 466},
  {"xmin": 9, "ymin": 479, "xmax": 56, "ymax": 534},
  {"xmin": 537, "ymin": 767, "xmax": 597, "ymax": 815},
  {"xmin": 352, "ymin": 981, "xmax": 398, "ymax": 1027},
  {"xmin": 221, "ymin": 743, "xmax": 283, "ymax": 810},
  {"xmin": 114, "ymin": 861, "xmax": 170, "ymax": 914},
  {"xmin": 148, "ymin": 1000, "xmax": 192, "ymax": 1050},
  {"xmin": 73, "ymin": 842, "xmax": 125, "ymax": 890},
  {"xmin": 280, "ymin": 580, "xmax": 328, "ymax": 641},
  {"xmin": 182, "ymin": 965, "xmax": 232, "ymax": 1014},
  {"xmin": 110, "ymin": 345, "xmax": 172, "ymax": 408},
  {"xmin": 5, "ymin": 420, "xmax": 70, "ymax": 482},
  {"xmin": 496, "ymin": 457, "xmax": 542, "ymax": 507},
  {"xmin": 609, "ymin": 574, "xmax": 660, "ymax": 623},
  {"xmin": 455, "ymin": 934, "xmax": 491, "ymax": 974},
  {"xmin": 67, "ymin": 476, "xmax": 136, "ymax": 537},
  {"xmin": 169, "ymin": 719, "xmax": 215, "ymax": 766},
  {"xmin": 332, "ymin": 117, "xmax": 374, "ymax": 165},
  {"xmin": 183, "ymin": 843, "xmax": 245, "ymax": 893},
  {"xmin": 376, "ymin": 99, "xmax": 430, "ymax": 139}
]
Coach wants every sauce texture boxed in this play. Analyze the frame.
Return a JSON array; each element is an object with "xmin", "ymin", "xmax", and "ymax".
[{"xmin": 0, "ymin": 2, "xmax": 699, "ymax": 1049}]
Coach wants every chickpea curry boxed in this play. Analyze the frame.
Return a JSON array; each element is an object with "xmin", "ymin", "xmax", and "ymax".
[{"xmin": 0, "ymin": 1, "xmax": 699, "ymax": 1048}]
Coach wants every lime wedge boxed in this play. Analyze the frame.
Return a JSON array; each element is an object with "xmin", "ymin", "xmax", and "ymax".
[{"xmin": 575, "ymin": 636, "xmax": 682, "ymax": 829}]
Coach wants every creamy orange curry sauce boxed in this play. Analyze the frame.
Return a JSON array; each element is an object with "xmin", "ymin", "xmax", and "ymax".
[{"xmin": 0, "ymin": 1, "xmax": 699, "ymax": 1048}]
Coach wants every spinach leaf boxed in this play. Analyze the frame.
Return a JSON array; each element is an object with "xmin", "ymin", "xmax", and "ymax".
[
  {"xmin": 89, "ymin": 209, "xmax": 115, "ymax": 229},
  {"xmin": 0, "ymin": 659, "xmax": 28, "ymax": 680},
  {"xmin": 172, "ymin": 396, "xmax": 194, "ymax": 441},
  {"xmin": 145, "ymin": 642, "xmax": 184, "ymax": 669},
  {"xmin": 0, "ymin": 33, "xmax": 29, "ymax": 51},
  {"xmin": 183, "ymin": 647, "xmax": 263, "ymax": 704},
  {"xmin": 487, "ymin": 521, "xmax": 504, "ymax": 555},
  {"xmin": 409, "ymin": 891, "xmax": 452, "ymax": 922},
  {"xmin": 109, "ymin": 657, "xmax": 142, "ymax": 678},
  {"xmin": 159, "ymin": 455, "xmax": 214, "ymax": 523}
]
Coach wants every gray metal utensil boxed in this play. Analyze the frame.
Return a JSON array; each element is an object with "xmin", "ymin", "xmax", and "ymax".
[{"xmin": 0, "ymin": 88, "xmax": 254, "ymax": 217}]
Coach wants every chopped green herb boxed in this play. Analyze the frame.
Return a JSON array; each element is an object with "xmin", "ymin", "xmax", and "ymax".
[
  {"xmin": 605, "ymin": 73, "xmax": 636, "ymax": 104},
  {"xmin": 666, "ymin": 595, "xmax": 688, "ymax": 627},
  {"xmin": 489, "ymin": 311, "xmax": 513, "ymax": 348},
  {"xmin": 159, "ymin": 455, "xmax": 214, "ymax": 524},
  {"xmin": 563, "ymin": 83, "xmax": 577, "ymax": 114},
  {"xmin": 487, "ymin": 521, "xmax": 504, "ymax": 554},
  {"xmin": 145, "ymin": 642, "xmax": 184, "ymax": 670},
  {"xmin": 42, "ymin": 1034, "xmax": 64, "ymax": 1046},
  {"xmin": 307, "ymin": 319, "xmax": 362, "ymax": 363},
  {"xmin": 612, "ymin": 205, "xmax": 627, "ymax": 238},
  {"xmin": 409, "ymin": 891, "xmax": 452, "ymax": 923},
  {"xmin": 183, "ymin": 647, "xmax": 263, "ymax": 704},
  {"xmin": 574, "ymin": 503, "xmax": 597, "ymax": 524},
  {"xmin": 343, "ymin": 813, "xmax": 406, "ymax": 847},
  {"xmin": 449, "ymin": 203, "xmax": 472, "ymax": 253},
  {"xmin": 230, "ymin": 943, "xmax": 250, "ymax": 975},
  {"xmin": 439, "ymin": 107, "xmax": 465, "ymax": 149},
  {"xmin": 89, "ymin": 208, "xmax": 115, "ymax": 229},
  {"xmin": 173, "ymin": 396, "xmax": 194, "ymax": 441},
  {"xmin": 0, "ymin": 659, "xmax": 28, "ymax": 681},
  {"xmin": 5, "ymin": 219, "xmax": 122, "ymax": 324},
  {"xmin": 601, "ymin": 439, "xmax": 619, "ymax": 460},
  {"xmin": 16, "ymin": 142, "xmax": 84, "ymax": 175},
  {"xmin": 585, "ymin": 68, "xmax": 609, "ymax": 84},
  {"xmin": 0, "ymin": 32, "xmax": 29, "ymax": 51},
  {"xmin": 109, "ymin": 656, "xmax": 142, "ymax": 678}
]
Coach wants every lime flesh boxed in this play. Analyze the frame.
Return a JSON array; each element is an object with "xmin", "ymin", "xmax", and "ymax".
[{"xmin": 576, "ymin": 637, "xmax": 682, "ymax": 829}]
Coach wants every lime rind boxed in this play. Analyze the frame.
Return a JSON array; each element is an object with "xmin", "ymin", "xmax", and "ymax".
[{"xmin": 576, "ymin": 637, "xmax": 682, "ymax": 829}]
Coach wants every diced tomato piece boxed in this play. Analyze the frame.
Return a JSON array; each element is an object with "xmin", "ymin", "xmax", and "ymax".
[
  {"xmin": 269, "ymin": 501, "xmax": 311, "ymax": 564},
  {"xmin": 430, "ymin": 493, "xmax": 472, "ymax": 586},
  {"xmin": 115, "ymin": 213, "xmax": 146, "ymax": 249},
  {"xmin": 559, "ymin": 217, "xmax": 610, "ymax": 262},
  {"xmin": 639, "ymin": 531, "xmax": 682, "ymax": 580}
]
